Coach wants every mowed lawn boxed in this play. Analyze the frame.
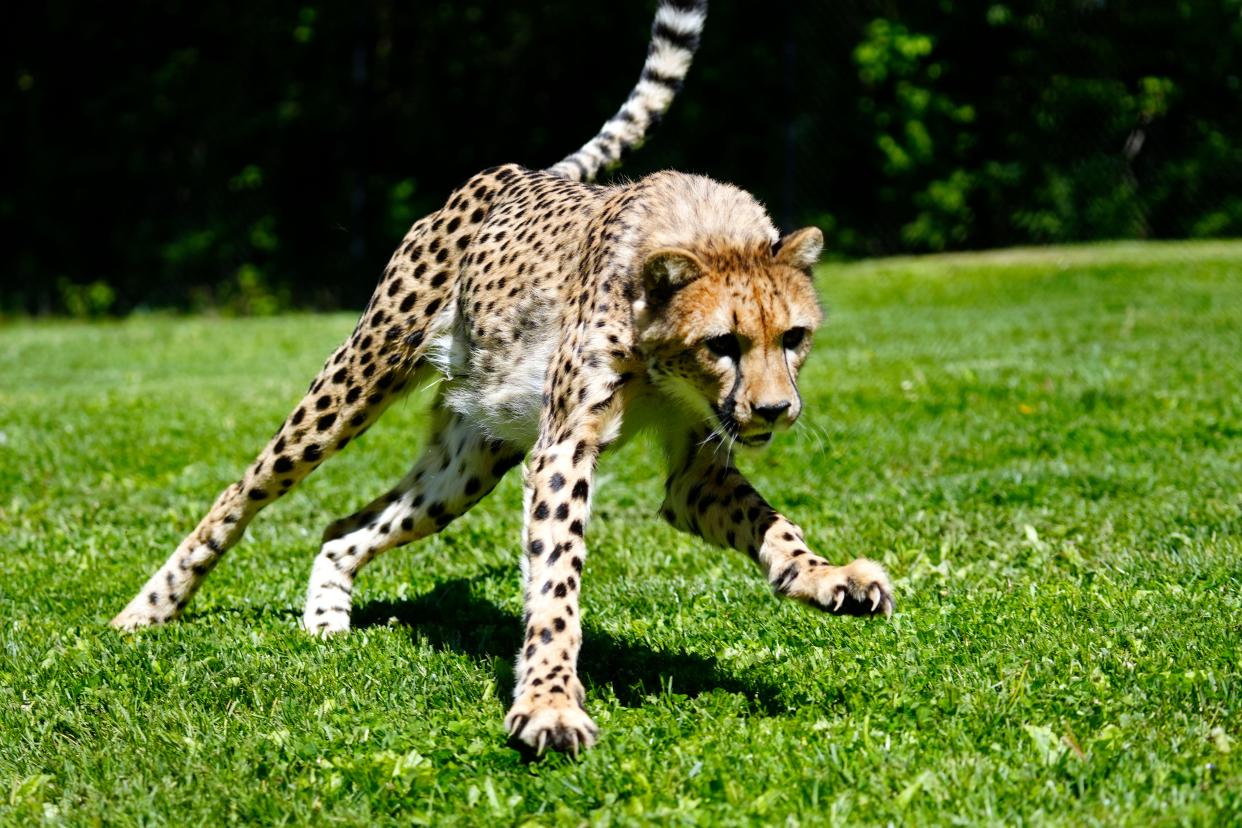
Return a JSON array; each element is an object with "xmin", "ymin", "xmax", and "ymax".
[{"xmin": 1, "ymin": 242, "xmax": 1240, "ymax": 825}]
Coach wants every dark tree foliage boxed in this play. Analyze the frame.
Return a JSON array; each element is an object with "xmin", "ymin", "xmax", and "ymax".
[{"xmin": 5, "ymin": 1, "xmax": 1240, "ymax": 314}]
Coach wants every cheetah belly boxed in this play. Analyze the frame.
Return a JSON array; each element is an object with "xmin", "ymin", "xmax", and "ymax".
[
  {"xmin": 447, "ymin": 338, "xmax": 553, "ymax": 448},
  {"xmin": 432, "ymin": 304, "xmax": 556, "ymax": 449}
]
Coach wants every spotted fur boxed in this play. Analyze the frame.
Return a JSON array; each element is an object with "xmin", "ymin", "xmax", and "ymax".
[{"xmin": 112, "ymin": 0, "xmax": 894, "ymax": 756}]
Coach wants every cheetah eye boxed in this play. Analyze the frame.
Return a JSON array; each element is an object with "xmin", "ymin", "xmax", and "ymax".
[
  {"xmin": 782, "ymin": 327, "xmax": 808, "ymax": 350},
  {"xmin": 704, "ymin": 334, "xmax": 741, "ymax": 361}
]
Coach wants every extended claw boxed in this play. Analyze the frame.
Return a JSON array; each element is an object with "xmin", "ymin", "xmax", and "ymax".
[
  {"xmin": 868, "ymin": 583, "xmax": 882, "ymax": 612},
  {"xmin": 832, "ymin": 586, "xmax": 845, "ymax": 612},
  {"xmin": 535, "ymin": 730, "xmax": 548, "ymax": 755},
  {"xmin": 507, "ymin": 715, "xmax": 528, "ymax": 738}
]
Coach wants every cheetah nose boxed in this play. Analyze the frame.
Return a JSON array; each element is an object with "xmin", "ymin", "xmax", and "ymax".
[{"xmin": 754, "ymin": 401, "xmax": 792, "ymax": 424}]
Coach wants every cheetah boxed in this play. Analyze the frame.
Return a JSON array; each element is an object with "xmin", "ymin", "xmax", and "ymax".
[{"xmin": 112, "ymin": 0, "xmax": 895, "ymax": 755}]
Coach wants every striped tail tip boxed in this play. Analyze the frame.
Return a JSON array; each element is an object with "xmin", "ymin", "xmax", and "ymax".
[{"xmin": 548, "ymin": 0, "xmax": 709, "ymax": 183}]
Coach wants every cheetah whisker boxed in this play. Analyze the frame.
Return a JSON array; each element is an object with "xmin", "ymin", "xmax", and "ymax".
[{"xmin": 798, "ymin": 417, "xmax": 829, "ymax": 456}]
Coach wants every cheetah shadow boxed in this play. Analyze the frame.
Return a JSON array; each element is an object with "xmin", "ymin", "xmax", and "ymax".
[{"xmin": 353, "ymin": 573, "xmax": 788, "ymax": 715}]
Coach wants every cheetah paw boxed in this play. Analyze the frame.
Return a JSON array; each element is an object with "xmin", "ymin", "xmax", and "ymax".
[
  {"xmin": 110, "ymin": 600, "xmax": 175, "ymax": 631},
  {"xmin": 809, "ymin": 558, "xmax": 895, "ymax": 617},
  {"xmin": 300, "ymin": 605, "xmax": 351, "ymax": 637},
  {"xmin": 505, "ymin": 697, "xmax": 598, "ymax": 756}
]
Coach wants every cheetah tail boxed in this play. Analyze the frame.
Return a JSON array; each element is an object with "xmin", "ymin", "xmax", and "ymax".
[{"xmin": 546, "ymin": 0, "xmax": 708, "ymax": 183}]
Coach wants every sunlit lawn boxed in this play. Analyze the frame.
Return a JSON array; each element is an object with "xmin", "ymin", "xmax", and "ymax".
[{"xmin": 1, "ymin": 241, "xmax": 1239, "ymax": 825}]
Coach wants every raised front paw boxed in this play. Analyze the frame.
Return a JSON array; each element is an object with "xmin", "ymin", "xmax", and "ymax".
[
  {"xmin": 505, "ymin": 693, "xmax": 598, "ymax": 756},
  {"xmin": 808, "ymin": 558, "xmax": 895, "ymax": 617}
]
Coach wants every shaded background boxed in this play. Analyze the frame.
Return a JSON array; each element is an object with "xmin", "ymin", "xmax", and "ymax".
[{"xmin": 5, "ymin": 0, "xmax": 1241, "ymax": 314}]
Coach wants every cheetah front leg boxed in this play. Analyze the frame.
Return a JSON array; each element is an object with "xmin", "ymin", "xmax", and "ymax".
[
  {"xmin": 504, "ymin": 431, "xmax": 602, "ymax": 754},
  {"xmin": 503, "ymin": 363, "xmax": 629, "ymax": 754},
  {"xmin": 661, "ymin": 429, "xmax": 895, "ymax": 616}
]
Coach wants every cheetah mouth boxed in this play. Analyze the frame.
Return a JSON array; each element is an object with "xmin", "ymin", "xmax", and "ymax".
[{"xmin": 712, "ymin": 407, "xmax": 772, "ymax": 448}]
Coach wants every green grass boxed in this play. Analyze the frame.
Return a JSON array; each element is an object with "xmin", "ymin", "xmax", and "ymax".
[{"xmin": 2, "ymin": 241, "xmax": 1240, "ymax": 825}]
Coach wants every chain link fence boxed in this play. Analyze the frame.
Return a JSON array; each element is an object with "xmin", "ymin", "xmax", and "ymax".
[{"xmin": 6, "ymin": 1, "xmax": 1240, "ymax": 314}]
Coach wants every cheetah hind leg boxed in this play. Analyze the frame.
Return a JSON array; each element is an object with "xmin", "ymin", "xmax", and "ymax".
[
  {"xmin": 110, "ymin": 166, "xmax": 509, "ymax": 631},
  {"xmin": 110, "ymin": 289, "xmax": 443, "ymax": 631},
  {"xmin": 301, "ymin": 408, "xmax": 524, "ymax": 636}
]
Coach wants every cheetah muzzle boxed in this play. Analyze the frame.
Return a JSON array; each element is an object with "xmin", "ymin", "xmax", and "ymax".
[{"xmin": 110, "ymin": 0, "xmax": 896, "ymax": 755}]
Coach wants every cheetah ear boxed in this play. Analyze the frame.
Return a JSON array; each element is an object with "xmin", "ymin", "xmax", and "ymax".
[
  {"xmin": 772, "ymin": 227, "xmax": 824, "ymax": 271},
  {"xmin": 642, "ymin": 248, "xmax": 706, "ymax": 295}
]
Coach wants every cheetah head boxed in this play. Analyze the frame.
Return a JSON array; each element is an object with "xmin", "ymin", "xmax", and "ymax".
[{"xmin": 638, "ymin": 227, "xmax": 825, "ymax": 447}]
